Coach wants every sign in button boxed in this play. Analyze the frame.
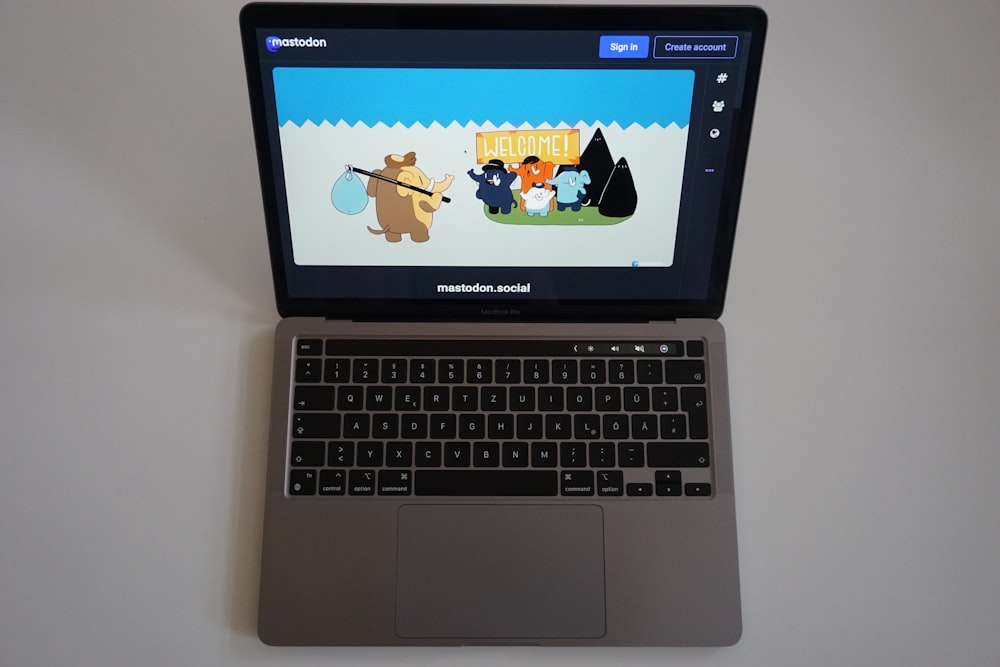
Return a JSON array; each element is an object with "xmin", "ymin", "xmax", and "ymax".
[
  {"xmin": 599, "ymin": 35, "xmax": 650, "ymax": 59},
  {"xmin": 653, "ymin": 36, "xmax": 738, "ymax": 59}
]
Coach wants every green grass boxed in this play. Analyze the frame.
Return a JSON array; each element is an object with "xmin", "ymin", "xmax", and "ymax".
[{"xmin": 483, "ymin": 189, "xmax": 631, "ymax": 226}]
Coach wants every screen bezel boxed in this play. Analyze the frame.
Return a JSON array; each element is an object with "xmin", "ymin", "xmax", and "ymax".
[{"xmin": 240, "ymin": 2, "xmax": 767, "ymax": 321}]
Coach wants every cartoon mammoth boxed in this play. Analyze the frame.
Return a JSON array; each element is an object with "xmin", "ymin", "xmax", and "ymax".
[{"xmin": 365, "ymin": 152, "xmax": 454, "ymax": 242}]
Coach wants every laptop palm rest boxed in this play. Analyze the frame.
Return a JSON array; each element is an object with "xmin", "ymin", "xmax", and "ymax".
[{"xmin": 395, "ymin": 504, "xmax": 606, "ymax": 640}]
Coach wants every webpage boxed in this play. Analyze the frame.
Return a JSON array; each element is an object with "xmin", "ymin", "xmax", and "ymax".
[
  {"xmin": 254, "ymin": 26, "xmax": 755, "ymax": 303},
  {"xmin": 275, "ymin": 66, "xmax": 692, "ymax": 268}
]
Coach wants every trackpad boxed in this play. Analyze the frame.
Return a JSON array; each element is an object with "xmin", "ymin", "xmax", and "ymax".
[{"xmin": 396, "ymin": 504, "xmax": 606, "ymax": 640}]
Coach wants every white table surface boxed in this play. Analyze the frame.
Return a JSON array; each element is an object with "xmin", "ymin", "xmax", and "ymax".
[{"xmin": 2, "ymin": 1, "xmax": 999, "ymax": 665}]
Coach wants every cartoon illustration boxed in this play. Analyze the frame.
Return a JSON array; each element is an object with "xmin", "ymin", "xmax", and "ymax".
[
  {"xmin": 363, "ymin": 152, "xmax": 454, "ymax": 242},
  {"xmin": 277, "ymin": 66, "xmax": 693, "ymax": 266},
  {"xmin": 578, "ymin": 128, "xmax": 637, "ymax": 217},
  {"xmin": 475, "ymin": 130, "xmax": 638, "ymax": 226},
  {"xmin": 508, "ymin": 156, "xmax": 556, "ymax": 212},
  {"xmin": 598, "ymin": 157, "xmax": 638, "ymax": 217},
  {"xmin": 521, "ymin": 183, "xmax": 557, "ymax": 217},
  {"xmin": 468, "ymin": 159, "xmax": 517, "ymax": 214},
  {"xmin": 547, "ymin": 167, "xmax": 591, "ymax": 212}
]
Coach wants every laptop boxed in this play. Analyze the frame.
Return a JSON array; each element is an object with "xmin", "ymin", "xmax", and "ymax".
[{"xmin": 239, "ymin": 3, "xmax": 766, "ymax": 646}]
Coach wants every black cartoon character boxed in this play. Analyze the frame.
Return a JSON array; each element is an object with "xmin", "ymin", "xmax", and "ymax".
[{"xmin": 468, "ymin": 159, "xmax": 517, "ymax": 214}]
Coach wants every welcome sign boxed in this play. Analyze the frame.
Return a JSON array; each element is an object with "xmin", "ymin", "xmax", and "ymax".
[{"xmin": 475, "ymin": 129, "xmax": 581, "ymax": 165}]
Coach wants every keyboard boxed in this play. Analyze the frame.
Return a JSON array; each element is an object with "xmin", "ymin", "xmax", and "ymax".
[{"xmin": 286, "ymin": 339, "xmax": 714, "ymax": 499}]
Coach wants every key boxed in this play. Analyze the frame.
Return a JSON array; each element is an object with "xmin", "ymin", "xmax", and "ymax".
[
  {"xmin": 618, "ymin": 443, "xmax": 644, "ymax": 467},
  {"xmin": 665, "ymin": 360, "xmax": 706, "ymax": 384},
  {"xmin": 560, "ymin": 442, "xmax": 587, "ymax": 467},
  {"xmin": 580, "ymin": 360, "xmax": 606, "ymax": 384},
  {"xmin": 327, "ymin": 441, "xmax": 353, "ymax": 467},
  {"xmin": 348, "ymin": 470, "xmax": 375, "ymax": 495},
  {"xmin": 422, "ymin": 387, "xmax": 448, "ymax": 410},
  {"xmin": 509, "ymin": 387, "xmax": 535, "ymax": 411},
  {"xmin": 626, "ymin": 483, "xmax": 653, "ymax": 496},
  {"xmin": 439, "ymin": 360, "xmax": 463, "ymax": 383},
  {"xmin": 444, "ymin": 441, "xmax": 471, "ymax": 467},
  {"xmin": 545, "ymin": 414, "xmax": 572, "ymax": 439},
  {"xmin": 295, "ymin": 339, "xmax": 323, "ymax": 356},
  {"xmin": 467, "ymin": 359, "xmax": 492, "ymax": 383},
  {"xmin": 410, "ymin": 359, "xmax": 435, "ymax": 383},
  {"xmin": 365, "ymin": 387, "xmax": 393, "ymax": 411},
  {"xmin": 324, "ymin": 358, "xmax": 350, "ymax": 383},
  {"xmin": 415, "ymin": 470, "xmax": 558, "ymax": 496},
  {"xmin": 289, "ymin": 470, "xmax": 317, "ymax": 495},
  {"xmin": 495, "ymin": 359, "xmax": 521, "ymax": 384},
  {"xmin": 474, "ymin": 442, "xmax": 500, "ymax": 467},
  {"xmin": 660, "ymin": 414, "xmax": 687, "ymax": 439},
  {"xmin": 589, "ymin": 442, "xmax": 615, "ymax": 468},
  {"xmin": 290, "ymin": 441, "xmax": 325, "ymax": 467},
  {"xmin": 567, "ymin": 387, "xmax": 593, "ymax": 411},
  {"xmin": 681, "ymin": 387, "xmax": 709, "ymax": 439},
  {"xmin": 652, "ymin": 387, "xmax": 679, "ymax": 412},
  {"xmin": 552, "ymin": 359, "xmax": 578, "ymax": 384},
  {"xmin": 603, "ymin": 414, "xmax": 629, "ymax": 439},
  {"xmin": 655, "ymin": 470, "xmax": 682, "ymax": 496},
  {"xmin": 295, "ymin": 359, "xmax": 321, "ymax": 383},
  {"xmin": 319, "ymin": 469, "xmax": 346, "ymax": 495},
  {"xmin": 481, "ymin": 387, "xmax": 506, "ymax": 411},
  {"xmin": 381, "ymin": 359, "xmax": 407, "ymax": 383},
  {"xmin": 596, "ymin": 387, "xmax": 622, "ymax": 411},
  {"xmin": 415, "ymin": 441, "xmax": 441, "ymax": 467},
  {"xmin": 353, "ymin": 359, "xmax": 379, "ymax": 383},
  {"xmin": 532, "ymin": 442, "xmax": 557, "ymax": 467},
  {"xmin": 356, "ymin": 442, "xmax": 383, "ymax": 467},
  {"xmin": 292, "ymin": 413, "xmax": 340, "ymax": 438},
  {"xmin": 561, "ymin": 470, "xmax": 595, "ymax": 496},
  {"xmin": 386, "ymin": 441, "xmax": 412, "ymax": 467},
  {"xmin": 372, "ymin": 414, "xmax": 399, "ymax": 438},
  {"xmin": 646, "ymin": 442, "xmax": 710, "ymax": 467},
  {"xmin": 524, "ymin": 359, "xmax": 550, "ymax": 383},
  {"xmin": 596, "ymin": 470, "xmax": 624, "ymax": 496},
  {"xmin": 684, "ymin": 482, "xmax": 712, "ymax": 496},
  {"xmin": 609, "ymin": 360, "xmax": 634, "ymax": 384},
  {"xmin": 378, "ymin": 470, "xmax": 412, "ymax": 496},
  {"xmin": 293, "ymin": 386, "xmax": 334, "ymax": 411},
  {"xmin": 623, "ymin": 387, "xmax": 650, "ymax": 412},
  {"xmin": 502, "ymin": 442, "xmax": 529, "ymax": 467}
]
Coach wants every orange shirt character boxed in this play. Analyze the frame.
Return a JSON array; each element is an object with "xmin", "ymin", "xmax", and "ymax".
[{"xmin": 508, "ymin": 156, "xmax": 556, "ymax": 212}]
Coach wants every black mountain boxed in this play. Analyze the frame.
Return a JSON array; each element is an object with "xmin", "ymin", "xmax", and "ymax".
[
  {"xmin": 598, "ymin": 158, "xmax": 638, "ymax": 218},
  {"xmin": 577, "ymin": 128, "xmax": 616, "ymax": 207}
]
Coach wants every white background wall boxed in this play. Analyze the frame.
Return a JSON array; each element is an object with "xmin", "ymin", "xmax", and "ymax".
[{"xmin": 2, "ymin": 1, "xmax": 999, "ymax": 665}]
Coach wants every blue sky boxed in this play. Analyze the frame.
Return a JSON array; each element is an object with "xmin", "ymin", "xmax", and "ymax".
[{"xmin": 274, "ymin": 67, "xmax": 694, "ymax": 128}]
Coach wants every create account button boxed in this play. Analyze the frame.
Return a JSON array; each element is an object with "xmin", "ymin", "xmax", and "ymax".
[
  {"xmin": 653, "ymin": 36, "xmax": 738, "ymax": 59},
  {"xmin": 599, "ymin": 35, "xmax": 650, "ymax": 58}
]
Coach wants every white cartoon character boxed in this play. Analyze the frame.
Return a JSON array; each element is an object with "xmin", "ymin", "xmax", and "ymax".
[{"xmin": 521, "ymin": 183, "xmax": 557, "ymax": 217}]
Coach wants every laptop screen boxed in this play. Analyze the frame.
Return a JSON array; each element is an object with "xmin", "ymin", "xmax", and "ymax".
[{"xmin": 240, "ymin": 4, "xmax": 766, "ymax": 320}]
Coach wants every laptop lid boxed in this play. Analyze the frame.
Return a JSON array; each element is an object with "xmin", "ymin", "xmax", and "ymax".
[{"xmin": 240, "ymin": 3, "xmax": 767, "ymax": 322}]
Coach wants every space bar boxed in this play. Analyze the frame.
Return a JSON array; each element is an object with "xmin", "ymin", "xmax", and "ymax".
[{"xmin": 415, "ymin": 470, "xmax": 558, "ymax": 496}]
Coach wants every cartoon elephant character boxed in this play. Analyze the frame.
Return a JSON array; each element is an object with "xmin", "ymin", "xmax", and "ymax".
[
  {"xmin": 468, "ymin": 159, "xmax": 517, "ymax": 214},
  {"xmin": 521, "ymin": 183, "xmax": 557, "ymax": 217},
  {"xmin": 547, "ymin": 167, "xmax": 591, "ymax": 212},
  {"xmin": 508, "ymin": 155, "xmax": 556, "ymax": 213},
  {"xmin": 366, "ymin": 152, "xmax": 454, "ymax": 242}
]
